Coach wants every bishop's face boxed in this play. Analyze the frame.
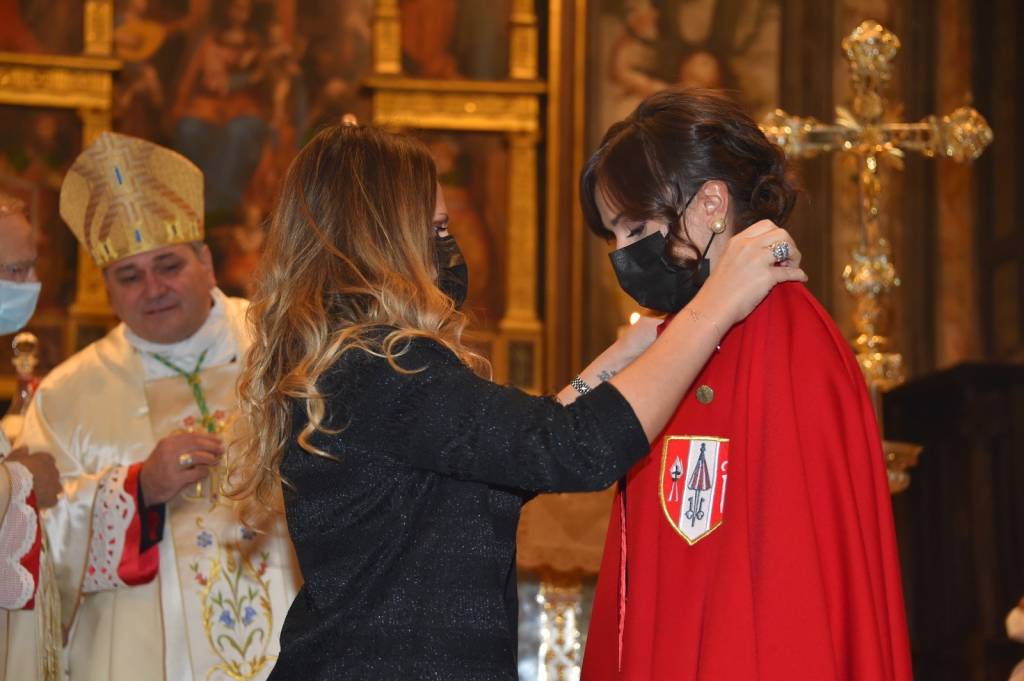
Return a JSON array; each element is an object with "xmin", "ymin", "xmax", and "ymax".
[{"xmin": 104, "ymin": 243, "xmax": 216, "ymax": 344}]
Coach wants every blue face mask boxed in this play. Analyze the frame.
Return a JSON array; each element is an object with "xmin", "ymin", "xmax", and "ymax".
[{"xmin": 0, "ymin": 279, "xmax": 41, "ymax": 335}]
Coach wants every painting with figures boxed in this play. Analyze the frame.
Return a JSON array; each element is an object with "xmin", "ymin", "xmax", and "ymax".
[
  {"xmin": 418, "ymin": 130, "xmax": 509, "ymax": 358},
  {"xmin": 583, "ymin": 0, "xmax": 781, "ymax": 359},
  {"xmin": 588, "ymin": 0, "xmax": 780, "ymax": 145},
  {"xmin": 0, "ymin": 0, "xmax": 84, "ymax": 54},
  {"xmin": 399, "ymin": 0, "xmax": 510, "ymax": 80},
  {"xmin": 111, "ymin": 0, "xmax": 375, "ymax": 297},
  {"xmin": 0, "ymin": 106, "xmax": 82, "ymax": 377}
]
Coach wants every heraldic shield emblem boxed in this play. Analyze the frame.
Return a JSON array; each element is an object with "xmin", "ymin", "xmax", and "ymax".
[{"xmin": 660, "ymin": 436, "xmax": 730, "ymax": 545}]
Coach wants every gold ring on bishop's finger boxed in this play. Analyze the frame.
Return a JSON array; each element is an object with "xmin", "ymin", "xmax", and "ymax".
[
  {"xmin": 178, "ymin": 453, "xmax": 195, "ymax": 469},
  {"xmin": 769, "ymin": 240, "xmax": 790, "ymax": 264}
]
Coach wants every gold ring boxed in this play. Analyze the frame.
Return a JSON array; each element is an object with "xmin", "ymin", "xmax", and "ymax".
[{"xmin": 178, "ymin": 453, "xmax": 195, "ymax": 469}]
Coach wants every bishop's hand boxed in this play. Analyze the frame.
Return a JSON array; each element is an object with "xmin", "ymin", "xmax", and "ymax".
[{"xmin": 139, "ymin": 433, "xmax": 224, "ymax": 506}]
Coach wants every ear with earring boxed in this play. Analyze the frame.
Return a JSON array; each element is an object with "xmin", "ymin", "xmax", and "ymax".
[{"xmin": 694, "ymin": 217, "xmax": 726, "ymax": 272}]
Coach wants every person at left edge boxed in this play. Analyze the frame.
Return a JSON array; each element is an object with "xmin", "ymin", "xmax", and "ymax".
[
  {"xmin": 0, "ymin": 191, "xmax": 63, "ymax": 681},
  {"xmin": 15, "ymin": 132, "xmax": 302, "ymax": 681}
]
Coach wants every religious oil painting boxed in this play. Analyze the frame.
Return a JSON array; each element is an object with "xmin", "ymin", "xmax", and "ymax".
[
  {"xmin": 587, "ymin": 0, "xmax": 780, "ymax": 146},
  {"xmin": 399, "ymin": 0, "xmax": 510, "ymax": 81},
  {"xmin": 583, "ymin": 0, "xmax": 781, "ymax": 358},
  {"xmin": 419, "ymin": 130, "xmax": 509, "ymax": 358},
  {"xmin": 111, "ymin": 0, "xmax": 375, "ymax": 297},
  {"xmin": 0, "ymin": 106, "xmax": 82, "ymax": 377},
  {"xmin": 0, "ymin": 0, "xmax": 84, "ymax": 55}
]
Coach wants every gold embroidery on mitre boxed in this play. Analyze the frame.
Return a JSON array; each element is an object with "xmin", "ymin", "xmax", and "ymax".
[{"xmin": 59, "ymin": 131, "xmax": 204, "ymax": 267}]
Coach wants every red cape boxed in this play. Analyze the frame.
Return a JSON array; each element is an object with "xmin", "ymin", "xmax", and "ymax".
[{"xmin": 582, "ymin": 283, "xmax": 913, "ymax": 681}]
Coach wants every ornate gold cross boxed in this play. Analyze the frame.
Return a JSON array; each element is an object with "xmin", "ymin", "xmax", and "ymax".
[
  {"xmin": 760, "ymin": 20, "xmax": 993, "ymax": 492},
  {"xmin": 762, "ymin": 20, "xmax": 992, "ymax": 391}
]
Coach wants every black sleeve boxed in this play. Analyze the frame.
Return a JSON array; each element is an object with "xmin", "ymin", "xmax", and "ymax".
[
  {"xmin": 358, "ymin": 340, "xmax": 650, "ymax": 493},
  {"xmin": 133, "ymin": 473, "xmax": 165, "ymax": 552}
]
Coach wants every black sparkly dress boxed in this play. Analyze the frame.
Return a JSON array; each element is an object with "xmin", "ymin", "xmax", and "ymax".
[{"xmin": 270, "ymin": 338, "xmax": 648, "ymax": 680}]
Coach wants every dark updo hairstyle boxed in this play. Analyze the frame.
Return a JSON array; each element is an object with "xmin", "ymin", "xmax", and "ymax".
[{"xmin": 581, "ymin": 88, "xmax": 798, "ymax": 264}]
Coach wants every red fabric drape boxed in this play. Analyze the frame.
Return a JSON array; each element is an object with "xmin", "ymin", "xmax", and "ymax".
[{"xmin": 583, "ymin": 283, "xmax": 913, "ymax": 681}]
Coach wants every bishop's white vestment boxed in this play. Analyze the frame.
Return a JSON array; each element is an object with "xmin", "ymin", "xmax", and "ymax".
[{"xmin": 17, "ymin": 290, "xmax": 301, "ymax": 681}]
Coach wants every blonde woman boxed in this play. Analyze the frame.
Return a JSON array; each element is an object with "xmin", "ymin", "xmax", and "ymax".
[{"xmin": 229, "ymin": 123, "xmax": 805, "ymax": 679}]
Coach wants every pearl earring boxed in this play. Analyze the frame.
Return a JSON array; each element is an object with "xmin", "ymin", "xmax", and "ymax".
[{"xmin": 711, "ymin": 219, "xmax": 726, "ymax": 234}]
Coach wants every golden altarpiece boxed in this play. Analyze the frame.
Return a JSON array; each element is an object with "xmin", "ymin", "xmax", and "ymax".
[{"xmin": 0, "ymin": 0, "xmax": 120, "ymax": 399}]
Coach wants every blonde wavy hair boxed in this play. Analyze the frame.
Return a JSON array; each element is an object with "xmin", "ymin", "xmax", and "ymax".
[{"xmin": 226, "ymin": 124, "xmax": 485, "ymax": 522}]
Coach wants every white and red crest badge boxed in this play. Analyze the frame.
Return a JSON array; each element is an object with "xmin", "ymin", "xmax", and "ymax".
[{"xmin": 660, "ymin": 436, "xmax": 730, "ymax": 545}]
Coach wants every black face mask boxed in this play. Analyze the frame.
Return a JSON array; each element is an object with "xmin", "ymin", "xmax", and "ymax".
[
  {"xmin": 435, "ymin": 234, "xmax": 469, "ymax": 309},
  {"xmin": 609, "ymin": 231, "xmax": 716, "ymax": 313}
]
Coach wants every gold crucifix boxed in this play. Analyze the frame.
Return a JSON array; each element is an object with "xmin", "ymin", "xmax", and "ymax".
[
  {"xmin": 762, "ymin": 20, "xmax": 992, "ymax": 391},
  {"xmin": 760, "ymin": 20, "xmax": 993, "ymax": 492}
]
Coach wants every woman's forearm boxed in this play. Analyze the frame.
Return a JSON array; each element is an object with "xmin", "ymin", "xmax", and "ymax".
[
  {"xmin": 555, "ymin": 343, "xmax": 631, "ymax": 407},
  {"xmin": 556, "ymin": 316, "xmax": 660, "ymax": 406},
  {"xmin": 608, "ymin": 292, "xmax": 726, "ymax": 441}
]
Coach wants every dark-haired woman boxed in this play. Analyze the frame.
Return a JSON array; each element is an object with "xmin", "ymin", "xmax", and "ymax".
[{"xmin": 578, "ymin": 89, "xmax": 913, "ymax": 681}]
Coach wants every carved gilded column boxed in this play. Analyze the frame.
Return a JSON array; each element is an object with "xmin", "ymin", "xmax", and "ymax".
[
  {"xmin": 495, "ymin": 131, "xmax": 542, "ymax": 391},
  {"xmin": 510, "ymin": 0, "xmax": 539, "ymax": 80},
  {"xmin": 373, "ymin": 0, "xmax": 402, "ymax": 75},
  {"xmin": 84, "ymin": 0, "xmax": 114, "ymax": 56},
  {"xmin": 504, "ymin": 133, "xmax": 540, "ymax": 326},
  {"xmin": 74, "ymin": 1, "xmax": 118, "ymax": 351},
  {"xmin": 69, "ymin": 108, "xmax": 115, "ymax": 334},
  {"xmin": 79, "ymin": 0, "xmax": 119, "ymax": 353},
  {"xmin": 78, "ymin": 107, "xmax": 110, "ymax": 164}
]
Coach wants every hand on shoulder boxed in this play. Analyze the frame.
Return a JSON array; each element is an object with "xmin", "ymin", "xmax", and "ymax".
[{"xmin": 699, "ymin": 220, "xmax": 807, "ymax": 327}]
